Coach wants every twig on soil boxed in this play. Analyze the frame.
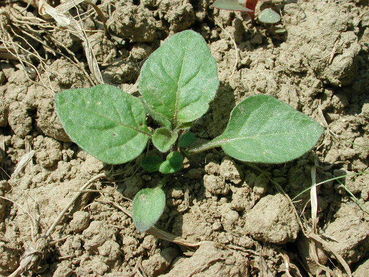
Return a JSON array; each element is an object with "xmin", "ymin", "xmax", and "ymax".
[
  {"xmin": 147, "ymin": 227, "xmax": 201, "ymax": 248},
  {"xmin": 328, "ymin": 36, "xmax": 340, "ymax": 65},
  {"xmin": 8, "ymin": 237, "xmax": 49, "ymax": 277},
  {"xmin": 45, "ymin": 172, "xmax": 106, "ymax": 237},
  {"xmin": 337, "ymin": 181, "xmax": 369, "ymax": 215},
  {"xmin": 7, "ymin": 173, "xmax": 106, "ymax": 277},
  {"xmin": 0, "ymin": 44, "xmax": 17, "ymax": 60},
  {"xmin": 317, "ymin": 103, "xmax": 339, "ymax": 139},
  {"xmin": 73, "ymin": 6, "xmax": 104, "ymax": 84},
  {"xmin": 309, "ymin": 160, "xmax": 321, "ymax": 267},
  {"xmin": 308, "ymin": 232, "xmax": 352, "ymax": 276},
  {"xmin": 280, "ymin": 253, "xmax": 292, "ymax": 277},
  {"xmin": 13, "ymin": 0, "xmax": 104, "ymax": 84},
  {"xmin": 310, "ymin": 160, "xmax": 318, "ymax": 233},
  {"xmin": 12, "ymin": 150, "xmax": 35, "ymax": 178},
  {"xmin": 247, "ymin": 164, "xmax": 353, "ymax": 277},
  {"xmin": 226, "ymin": 244, "xmax": 259, "ymax": 256},
  {"xmin": 103, "ymin": 200, "xmax": 201, "ymax": 248},
  {"xmin": 292, "ymin": 170, "xmax": 368, "ymax": 201},
  {"xmin": 0, "ymin": 10, "xmax": 54, "ymax": 89}
]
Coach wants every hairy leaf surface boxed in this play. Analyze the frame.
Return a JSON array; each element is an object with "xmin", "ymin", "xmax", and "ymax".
[
  {"xmin": 139, "ymin": 30, "xmax": 219, "ymax": 128},
  {"xmin": 159, "ymin": 152, "xmax": 184, "ymax": 174},
  {"xmin": 133, "ymin": 187, "xmax": 166, "ymax": 232},
  {"xmin": 212, "ymin": 95, "xmax": 324, "ymax": 163},
  {"xmin": 258, "ymin": 8, "xmax": 281, "ymax": 24},
  {"xmin": 56, "ymin": 84, "xmax": 150, "ymax": 164},
  {"xmin": 152, "ymin": 127, "xmax": 178, "ymax": 153},
  {"xmin": 212, "ymin": 0, "xmax": 252, "ymax": 12}
]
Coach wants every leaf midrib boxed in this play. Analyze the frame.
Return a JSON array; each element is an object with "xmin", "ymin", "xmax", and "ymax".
[
  {"xmin": 216, "ymin": 129, "xmax": 312, "ymax": 145},
  {"xmin": 79, "ymin": 108, "xmax": 151, "ymax": 137}
]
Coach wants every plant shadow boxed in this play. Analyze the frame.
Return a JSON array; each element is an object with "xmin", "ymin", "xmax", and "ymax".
[{"xmin": 191, "ymin": 82, "xmax": 236, "ymax": 139}]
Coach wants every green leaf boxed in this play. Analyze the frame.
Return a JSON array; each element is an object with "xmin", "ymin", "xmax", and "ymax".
[
  {"xmin": 141, "ymin": 154, "xmax": 164, "ymax": 172},
  {"xmin": 258, "ymin": 8, "xmax": 281, "ymax": 24},
  {"xmin": 212, "ymin": 0, "xmax": 252, "ymax": 12},
  {"xmin": 211, "ymin": 95, "xmax": 324, "ymax": 163},
  {"xmin": 139, "ymin": 30, "xmax": 219, "ymax": 128},
  {"xmin": 178, "ymin": 131, "xmax": 197, "ymax": 148},
  {"xmin": 55, "ymin": 84, "xmax": 151, "ymax": 164},
  {"xmin": 152, "ymin": 127, "xmax": 178, "ymax": 153},
  {"xmin": 132, "ymin": 186, "xmax": 166, "ymax": 232},
  {"xmin": 159, "ymin": 151, "xmax": 184, "ymax": 174}
]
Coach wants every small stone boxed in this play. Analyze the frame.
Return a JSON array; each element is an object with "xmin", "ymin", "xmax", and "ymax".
[
  {"xmin": 98, "ymin": 240, "xmax": 122, "ymax": 264},
  {"xmin": 83, "ymin": 221, "xmax": 117, "ymax": 252},
  {"xmin": 69, "ymin": 211, "xmax": 90, "ymax": 233},
  {"xmin": 203, "ymin": 174, "xmax": 229, "ymax": 196},
  {"xmin": 170, "ymin": 188, "xmax": 184, "ymax": 199},
  {"xmin": 221, "ymin": 204, "xmax": 239, "ymax": 230},
  {"xmin": 231, "ymin": 187, "xmax": 253, "ymax": 212},
  {"xmin": 89, "ymin": 32, "xmax": 116, "ymax": 65},
  {"xmin": 142, "ymin": 247, "xmax": 178, "ymax": 276},
  {"xmin": 237, "ymin": 236, "xmax": 255, "ymax": 248},
  {"xmin": 158, "ymin": 0, "xmax": 195, "ymax": 32},
  {"xmin": 8, "ymin": 102, "xmax": 32, "ymax": 137},
  {"xmin": 219, "ymin": 157, "xmax": 242, "ymax": 184},
  {"xmin": 52, "ymin": 261, "xmax": 73, "ymax": 277},
  {"xmin": 107, "ymin": 5, "xmax": 158, "ymax": 42},
  {"xmin": 204, "ymin": 162, "xmax": 220, "ymax": 175},
  {"xmin": 361, "ymin": 103, "xmax": 369, "ymax": 115},
  {"xmin": 34, "ymin": 136, "xmax": 62, "ymax": 168},
  {"xmin": 212, "ymin": 222, "xmax": 222, "ymax": 231}
]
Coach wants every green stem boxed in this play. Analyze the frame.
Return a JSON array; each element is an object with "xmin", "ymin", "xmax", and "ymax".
[
  {"xmin": 157, "ymin": 176, "xmax": 170, "ymax": 189},
  {"xmin": 186, "ymin": 139, "xmax": 221, "ymax": 154}
]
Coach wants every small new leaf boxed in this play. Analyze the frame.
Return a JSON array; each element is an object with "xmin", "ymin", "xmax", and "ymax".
[
  {"xmin": 152, "ymin": 127, "xmax": 178, "ymax": 153},
  {"xmin": 212, "ymin": 0, "xmax": 252, "ymax": 12},
  {"xmin": 132, "ymin": 187, "xmax": 166, "ymax": 232},
  {"xmin": 55, "ymin": 84, "xmax": 150, "ymax": 164},
  {"xmin": 159, "ymin": 151, "xmax": 184, "ymax": 174},
  {"xmin": 211, "ymin": 95, "xmax": 324, "ymax": 163},
  {"xmin": 258, "ymin": 8, "xmax": 281, "ymax": 24}
]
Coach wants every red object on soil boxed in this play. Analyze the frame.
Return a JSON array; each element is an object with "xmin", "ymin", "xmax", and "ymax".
[{"xmin": 246, "ymin": 0, "xmax": 258, "ymax": 18}]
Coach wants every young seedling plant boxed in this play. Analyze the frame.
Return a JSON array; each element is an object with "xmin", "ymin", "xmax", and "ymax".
[
  {"xmin": 55, "ymin": 30, "xmax": 324, "ymax": 232},
  {"xmin": 213, "ymin": 0, "xmax": 282, "ymax": 24}
]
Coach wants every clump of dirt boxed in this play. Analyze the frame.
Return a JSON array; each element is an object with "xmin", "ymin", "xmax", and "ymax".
[
  {"xmin": 243, "ymin": 193, "xmax": 300, "ymax": 244},
  {"xmin": 323, "ymin": 203, "xmax": 369, "ymax": 264},
  {"xmin": 281, "ymin": 1, "xmax": 361, "ymax": 87},
  {"xmin": 0, "ymin": 0, "xmax": 368, "ymax": 276},
  {"xmin": 107, "ymin": 2, "xmax": 160, "ymax": 42},
  {"xmin": 162, "ymin": 242, "xmax": 247, "ymax": 276},
  {"xmin": 157, "ymin": 0, "xmax": 196, "ymax": 32}
]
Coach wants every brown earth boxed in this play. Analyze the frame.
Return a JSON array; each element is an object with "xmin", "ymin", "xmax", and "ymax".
[{"xmin": 0, "ymin": 0, "xmax": 368, "ymax": 276}]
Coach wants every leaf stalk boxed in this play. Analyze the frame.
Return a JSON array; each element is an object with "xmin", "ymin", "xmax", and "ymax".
[{"xmin": 187, "ymin": 139, "xmax": 221, "ymax": 154}]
